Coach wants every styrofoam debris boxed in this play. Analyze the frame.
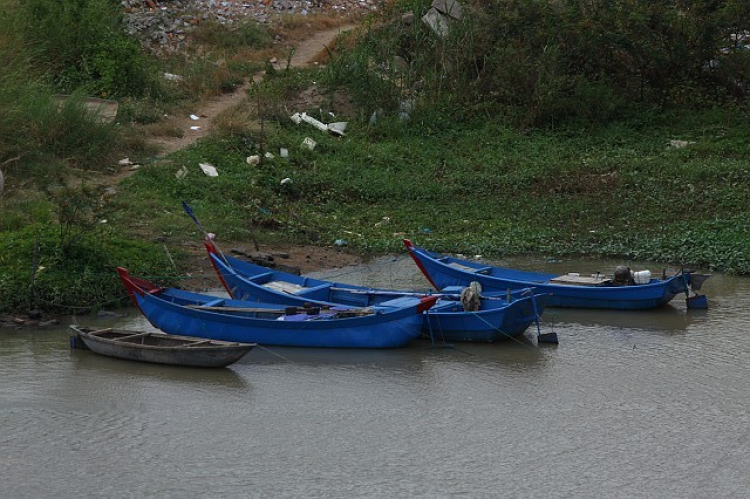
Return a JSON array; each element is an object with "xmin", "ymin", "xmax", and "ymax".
[
  {"xmin": 246, "ymin": 155, "xmax": 261, "ymax": 165},
  {"xmin": 292, "ymin": 111, "xmax": 348, "ymax": 136},
  {"xmin": 300, "ymin": 112, "xmax": 329, "ymax": 132},
  {"xmin": 199, "ymin": 163, "xmax": 218, "ymax": 177},
  {"xmin": 302, "ymin": 137, "xmax": 317, "ymax": 150},
  {"xmin": 669, "ymin": 139, "xmax": 695, "ymax": 148},
  {"xmin": 175, "ymin": 166, "xmax": 188, "ymax": 179},
  {"xmin": 328, "ymin": 122, "xmax": 347, "ymax": 136}
]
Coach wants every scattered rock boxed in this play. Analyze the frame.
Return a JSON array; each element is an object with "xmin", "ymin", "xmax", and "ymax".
[
  {"xmin": 121, "ymin": 0, "xmax": 385, "ymax": 55},
  {"xmin": 97, "ymin": 310, "xmax": 123, "ymax": 319}
]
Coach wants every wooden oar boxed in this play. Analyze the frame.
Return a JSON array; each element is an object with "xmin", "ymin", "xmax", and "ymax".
[
  {"xmin": 113, "ymin": 332, "xmax": 151, "ymax": 342},
  {"xmin": 328, "ymin": 286, "xmax": 537, "ymax": 302},
  {"xmin": 85, "ymin": 327, "xmax": 113, "ymax": 336},
  {"xmin": 187, "ymin": 304, "xmax": 374, "ymax": 316},
  {"xmin": 184, "ymin": 340, "xmax": 213, "ymax": 347},
  {"xmin": 329, "ymin": 286, "xmax": 439, "ymax": 298}
]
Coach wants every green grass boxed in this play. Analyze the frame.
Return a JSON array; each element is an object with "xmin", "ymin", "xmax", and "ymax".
[
  {"xmin": 108, "ymin": 97, "xmax": 750, "ymax": 273},
  {"xmin": 1, "ymin": 1, "xmax": 749, "ymax": 314},
  {"xmin": 0, "ymin": 225, "xmax": 179, "ymax": 314}
]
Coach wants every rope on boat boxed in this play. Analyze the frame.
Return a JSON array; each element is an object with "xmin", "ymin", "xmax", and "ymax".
[
  {"xmin": 255, "ymin": 345, "xmax": 295, "ymax": 363},
  {"xmin": 421, "ymin": 304, "xmax": 554, "ymax": 351}
]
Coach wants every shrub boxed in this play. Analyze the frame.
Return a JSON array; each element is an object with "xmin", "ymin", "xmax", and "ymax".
[{"xmin": 12, "ymin": 0, "xmax": 160, "ymax": 98}]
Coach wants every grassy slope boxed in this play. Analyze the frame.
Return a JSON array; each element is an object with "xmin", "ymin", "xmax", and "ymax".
[
  {"xmin": 1, "ymin": 2, "xmax": 749, "ymax": 314},
  {"xmin": 112, "ymin": 102, "xmax": 750, "ymax": 273}
]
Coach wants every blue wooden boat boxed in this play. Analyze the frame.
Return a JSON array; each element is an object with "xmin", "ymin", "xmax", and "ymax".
[
  {"xmin": 403, "ymin": 239, "xmax": 710, "ymax": 310},
  {"xmin": 204, "ymin": 239, "xmax": 552, "ymax": 343},
  {"xmin": 117, "ymin": 267, "xmax": 438, "ymax": 348}
]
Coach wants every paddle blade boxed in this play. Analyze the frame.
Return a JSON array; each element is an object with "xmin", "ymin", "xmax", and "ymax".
[
  {"xmin": 538, "ymin": 332, "xmax": 559, "ymax": 345},
  {"xmin": 181, "ymin": 201, "xmax": 205, "ymax": 232}
]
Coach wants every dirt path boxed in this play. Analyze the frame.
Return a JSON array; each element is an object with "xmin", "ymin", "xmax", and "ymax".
[
  {"xmin": 148, "ymin": 24, "xmax": 356, "ymax": 157},
  {"xmin": 141, "ymin": 24, "xmax": 364, "ymax": 286}
]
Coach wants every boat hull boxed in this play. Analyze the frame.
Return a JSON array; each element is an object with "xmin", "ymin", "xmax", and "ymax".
[
  {"xmin": 118, "ymin": 268, "xmax": 432, "ymax": 348},
  {"xmin": 206, "ymin": 244, "xmax": 548, "ymax": 342},
  {"xmin": 404, "ymin": 240, "xmax": 696, "ymax": 310},
  {"xmin": 72, "ymin": 326, "xmax": 255, "ymax": 367}
]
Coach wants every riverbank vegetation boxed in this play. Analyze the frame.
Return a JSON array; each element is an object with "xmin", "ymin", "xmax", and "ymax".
[{"xmin": 1, "ymin": 0, "xmax": 749, "ymax": 314}]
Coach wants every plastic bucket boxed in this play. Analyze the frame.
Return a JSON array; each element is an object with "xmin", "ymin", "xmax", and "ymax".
[{"xmin": 633, "ymin": 270, "xmax": 651, "ymax": 284}]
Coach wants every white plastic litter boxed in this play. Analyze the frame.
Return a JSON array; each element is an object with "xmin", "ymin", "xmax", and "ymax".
[
  {"xmin": 175, "ymin": 166, "xmax": 188, "ymax": 179},
  {"xmin": 190, "ymin": 126, "xmax": 201, "ymax": 131},
  {"xmin": 190, "ymin": 114, "xmax": 200, "ymax": 121},
  {"xmin": 199, "ymin": 163, "xmax": 218, "ymax": 177},
  {"xmin": 327, "ymin": 122, "xmax": 347, "ymax": 136},
  {"xmin": 302, "ymin": 137, "xmax": 317, "ymax": 150},
  {"xmin": 292, "ymin": 112, "xmax": 348, "ymax": 136},
  {"xmin": 300, "ymin": 112, "xmax": 328, "ymax": 132},
  {"xmin": 280, "ymin": 177, "xmax": 292, "ymax": 185},
  {"xmin": 246, "ymin": 155, "xmax": 261, "ymax": 165},
  {"xmin": 280, "ymin": 148, "xmax": 289, "ymax": 158},
  {"xmin": 669, "ymin": 139, "xmax": 695, "ymax": 148}
]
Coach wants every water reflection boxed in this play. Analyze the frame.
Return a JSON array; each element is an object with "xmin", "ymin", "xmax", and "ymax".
[
  {"xmin": 71, "ymin": 348, "xmax": 250, "ymax": 388},
  {"xmin": 5, "ymin": 255, "xmax": 750, "ymax": 498},
  {"xmin": 545, "ymin": 303, "xmax": 701, "ymax": 332}
]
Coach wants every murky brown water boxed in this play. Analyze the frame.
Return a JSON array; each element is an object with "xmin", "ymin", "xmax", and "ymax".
[{"xmin": 2, "ymin": 255, "xmax": 749, "ymax": 498}]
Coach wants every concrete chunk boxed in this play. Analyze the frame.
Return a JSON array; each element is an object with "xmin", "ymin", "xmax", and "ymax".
[
  {"xmin": 422, "ymin": 7, "xmax": 450, "ymax": 37},
  {"xmin": 432, "ymin": 0, "xmax": 462, "ymax": 20}
]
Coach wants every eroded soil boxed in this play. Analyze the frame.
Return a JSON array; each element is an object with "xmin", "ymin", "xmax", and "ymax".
[{"xmin": 144, "ymin": 24, "xmax": 364, "ymax": 288}]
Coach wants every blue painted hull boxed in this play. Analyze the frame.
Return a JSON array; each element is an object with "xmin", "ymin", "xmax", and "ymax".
[
  {"xmin": 118, "ymin": 268, "xmax": 434, "ymax": 348},
  {"xmin": 205, "ymin": 242, "xmax": 548, "ymax": 342},
  {"xmin": 404, "ymin": 240, "xmax": 700, "ymax": 310}
]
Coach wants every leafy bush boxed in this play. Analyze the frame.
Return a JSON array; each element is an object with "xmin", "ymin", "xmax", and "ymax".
[
  {"xmin": 325, "ymin": 0, "xmax": 750, "ymax": 127},
  {"xmin": 0, "ymin": 225, "xmax": 178, "ymax": 314},
  {"xmin": 12, "ymin": 0, "xmax": 160, "ymax": 98}
]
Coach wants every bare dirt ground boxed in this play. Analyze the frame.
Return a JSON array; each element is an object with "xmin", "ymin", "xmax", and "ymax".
[
  {"xmin": 180, "ymin": 239, "xmax": 363, "ymax": 291},
  {"xmin": 147, "ymin": 24, "xmax": 357, "ymax": 157},
  {"xmin": 144, "ymin": 24, "xmax": 365, "ymax": 288}
]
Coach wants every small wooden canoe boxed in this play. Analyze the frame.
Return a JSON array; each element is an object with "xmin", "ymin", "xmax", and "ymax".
[{"xmin": 70, "ymin": 325, "xmax": 256, "ymax": 367}]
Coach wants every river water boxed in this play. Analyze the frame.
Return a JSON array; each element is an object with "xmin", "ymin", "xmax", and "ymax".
[{"xmin": 2, "ymin": 255, "xmax": 749, "ymax": 498}]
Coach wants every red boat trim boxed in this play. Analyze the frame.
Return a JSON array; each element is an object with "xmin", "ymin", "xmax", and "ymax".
[
  {"xmin": 402, "ymin": 239, "xmax": 440, "ymax": 291},
  {"xmin": 205, "ymin": 240, "xmax": 234, "ymax": 298},
  {"xmin": 416, "ymin": 295, "xmax": 439, "ymax": 313},
  {"xmin": 116, "ymin": 267, "xmax": 164, "ymax": 331}
]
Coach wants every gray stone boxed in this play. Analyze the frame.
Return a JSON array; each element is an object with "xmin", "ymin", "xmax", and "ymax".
[
  {"xmin": 121, "ymin": 0, "xmax": 386, "ymax": 55},
  {"xmin": 432, "ymin": 0, "xmax": 462, "ymax": 20},
  {"xmin": 422, "ymin": 7, "xmax": 450, "ymax": 38}
]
